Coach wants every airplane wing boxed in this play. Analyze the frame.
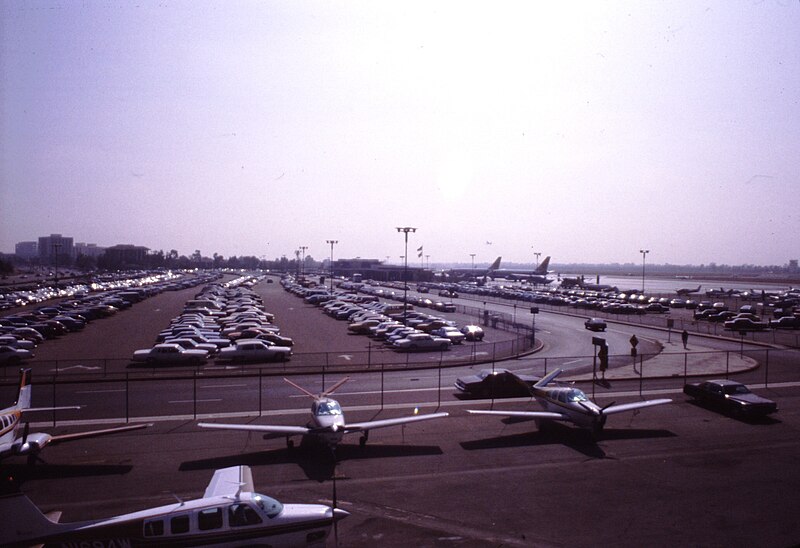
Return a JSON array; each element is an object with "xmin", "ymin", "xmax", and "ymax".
[
  {"xmin": 344, "ymin": 411, "xmax": 449, "ymax": 432},
  {"xmin": 204, "ymin": 465, "xmax": 254, "ymax": 498},
  {"xmin": 21, "ymin": 405, "xmax": 81, "ymax": 415},
  {"xmin": 601, "ymin": 399, "xmax": 672, "ymax": 415},
  {"xmin": 466, "ymin": 409, "xmax": 569, "ymax": 421},
  {"xmin": 49, "ymin": 423, "xmax": 149, "ymax": 443},
  {"xmin": 197, "ymin": 422, "xmax": 311, "ymax": 436}
]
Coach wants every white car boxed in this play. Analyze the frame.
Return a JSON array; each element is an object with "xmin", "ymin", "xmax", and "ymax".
[
  {"xmin": 132, "ymin": 343, "xmax": 208, "ymax": 365},
  {"xmin": 0, "ymin": 345, "xmax": 34, "ymax": 365},
  {"xmin": 217, "ymin": 339, "xmax": 292, "ymax": 363},
  {"xmin": 0, "ymin": 335, "xmax": 36, "ymax": 350},
  {"xmin": 392, "ymin": 333, "xmax": 452, "ymax": 352},
  {"xmin": 163, "ymin": 337, "xmax": 219, "ymax": 356},
  {"xmin": 431, "ymin": 326, "xmax": 466, "ymax": 345}
]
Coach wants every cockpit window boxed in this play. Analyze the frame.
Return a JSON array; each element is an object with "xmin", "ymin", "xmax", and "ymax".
[
  {"xmin": 566, "ymin": 389, "xmax": 588, "ymax": 402},
  {"xmin": 253, "ymin": 493, "xmax": 284, "ymax": 518},
  {"xmin": 316, "ymin": 401, "xmax": 342, "ymax": 416},
  {"xmin": 228, "ymin": 503, "xmax": 263, "ymax": 527}
]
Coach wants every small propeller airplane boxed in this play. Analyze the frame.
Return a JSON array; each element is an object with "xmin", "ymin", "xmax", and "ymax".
[
  {"xmin": 199, "ymin": 377, "xmax": 449, "ymax": 449},
  {"xmin": 676, "ymin": 284, "xmax": 702, "ymax": 296},
  {"xmin": 467, "ymin": 369, "xmax": 671, "ymax": 436},
  {"xmin": 0, "ymin": 368, "xmax": 148, "ymax": 464},
  {"xmin": 0, "ymin": 464, "xmax": 349, "ymax": 547}
]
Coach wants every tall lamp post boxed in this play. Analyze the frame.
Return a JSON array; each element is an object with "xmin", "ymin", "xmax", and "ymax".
[
  {"xmin": 533, "ymin": 250, "xmax": 541, "ymax": 269},
  {"xmin": 52, "ymin": 242, "xmax": 62, "ymax": 290},
  {"xmin": 639, "ymin": 249, "xmax": 650, "ymax": 293},
  {"xmin": 299, "ymin": 246, "xmax": 308, "ymax": 279},
  {"xmin": 470, "ymin": 253, "xmax": 476, "ymax": 272},
  {"xmin": 326, "ymin": 240, "xmax": 338, "ymax": 291},
  {"xmin": 396, "ymin": 226, "xmax": 417, "ymax": 325}
]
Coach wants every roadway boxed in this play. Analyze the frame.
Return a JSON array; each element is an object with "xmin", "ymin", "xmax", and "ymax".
[{"xmin": 2, "ymin": 277, "xmax": 799, "ymax": 546}]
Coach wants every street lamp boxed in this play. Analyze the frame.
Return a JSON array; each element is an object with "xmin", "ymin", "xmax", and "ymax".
[
  {"xmin": 52, "ymin": 242, "xmax": 62, "ymax": 290},
  {"xmin": 326, "ymin": 240, "xmax": 338, "ymax": 291},
  {"xmin": 533, "ymin": 250, "xmax": 541, "ymax": 269},
  {"xmin": 396, "ymin": 226, "xmax": 417, "ymax": 325},
  {"xmin": 470, "ymin": 253, "xmax": 476, "ymax": 272},
  {"xmin": 639, "ymin": 249, "xmax": 650, "ymax": 293},
  {"xmin": 299, "ymin": 246, "xmax": 308, "ymax": 278}
]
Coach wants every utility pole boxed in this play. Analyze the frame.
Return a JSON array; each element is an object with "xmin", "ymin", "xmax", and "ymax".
[
  {"xmin": 640, "ymin": 249, "xmax": 650, "ymax": 293},
  {"xmin": 396, "ymin": 227, "xmax": 417, "ymax": 326},
  {"xmin": 326, "ymin": 240, "xmax": 338, "ymax": 291}
]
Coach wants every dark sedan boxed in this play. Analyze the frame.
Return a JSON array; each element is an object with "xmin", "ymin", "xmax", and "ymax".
[
  {"xmin": 455, "ymin": 368, "xmax": 538, "ymax": 398},
  {"xmin": 683, "ymin": 379, "xmax": 777, "ymax": 417}
]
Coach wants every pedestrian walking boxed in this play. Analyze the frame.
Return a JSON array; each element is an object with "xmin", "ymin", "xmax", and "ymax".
[{"xmin": 681, "ymin": 329, "xmax": 689, "ymax": 349}]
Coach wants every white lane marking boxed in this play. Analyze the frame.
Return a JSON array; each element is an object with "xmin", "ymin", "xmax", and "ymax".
[
  {"xmin": 75, "ymin": 389, "xmax": 127, "ymax": 394},
  {"xmin": 169, "ymin": 399, "xmax": 222, "ymax": 404},
  {"xmin": 200, "ymin": 384, "xmax": 249, "ymax": 389},
  {"xmin": 562, "ymin": 359, "xmax": 583, "ymax": 365}
]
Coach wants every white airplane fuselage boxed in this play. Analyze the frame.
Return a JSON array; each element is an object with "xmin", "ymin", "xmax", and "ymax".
[
  {"xmin": 310, "ymin": 397, "xmax": 347, "ymax": 447},
  {"xmin": 533, "ymin": 386, "xmax": 605, "ymax": 430}
]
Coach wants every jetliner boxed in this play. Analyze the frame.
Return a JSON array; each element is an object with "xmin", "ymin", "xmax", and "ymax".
[
  {"xmin": 466, "ymin": 369, "xmax": 671, "ymax": 436},
  {"xmin": 444, "ymin": 256, "xmax": 502, "ymax": 283},
  {"xmin": 489, "ymin": 256, "xmax": 553, "ymax": 284},
  {"xmin": 0, "ymin": 368, "xmax": 147, "ymax": 463},
  {"xmin": 559, "ymin": 274, "xmax": 618, "ymax": 292},
  {"xmin": 676, "ymin": 285, "xmax": 702, "ymax": 296},
  {"xmin": 0, "ymin": 465, "xmax": 349, "ymax": 547},
  {"xmin": 199, "ymin": 377, "xmax": 449, "ymax": 449}
]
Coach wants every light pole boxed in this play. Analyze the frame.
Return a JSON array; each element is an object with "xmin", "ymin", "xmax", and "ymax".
[
  {"xmin": 396, "ymin": 226, "xmax": 417, "ymax": 325},
  {"xmin": 470, "ymin": 253, "xmax": 476, "ymax": 272},
  {"xmin": 639, "ymin": 249, "xmax": 650, "ymax": 293},
  {"xmin": 326, "ymin": 240, "xmax": 337, "ymax": 291},
  {"xmin": 299, "ymin": 246, "xmax": 308, "ymax": 279},
  {"xmin": 533, "ymin": 250, "xmax": 541, "ymax": 269},
  {"xmin": 52, "ymin": 242, "xmax": 62, "ymax": 290}
]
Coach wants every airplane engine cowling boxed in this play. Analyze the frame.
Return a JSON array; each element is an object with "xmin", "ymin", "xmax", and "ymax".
[{"xmin": 19, "ymin": 432, "xmax": 52, "ymax": 455}]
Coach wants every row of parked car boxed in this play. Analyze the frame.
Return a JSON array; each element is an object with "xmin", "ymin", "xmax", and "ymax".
[
  {"xmin": 131, "ymin": 275, "xmax": 293, "ymax": 366},
  {"xmin": 0, "ymin": 272, "xmax": 219, "ymax": 366},
  {"xmin": 282, "ymin": 276, "xmax": 484, "ymax": 352}
]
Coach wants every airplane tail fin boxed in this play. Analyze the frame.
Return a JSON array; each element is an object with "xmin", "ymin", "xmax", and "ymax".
[
  {"xmin": 535, "ymin": 256, "xmax": 551, "ymax": 275},
  {"xmin": 534, "ymin": 368, "xmax": 563, "ymax": 388},
  {"xmin": 487, "ymin": 256, "xmax": 501, "ymax": 272},
  {"xmin": 0, "ymin": 493, "xmax": 71, "ymax": 544},
  {"xmin": 14, "ymin": 368, "xmax": 32, "ymax": 410}
]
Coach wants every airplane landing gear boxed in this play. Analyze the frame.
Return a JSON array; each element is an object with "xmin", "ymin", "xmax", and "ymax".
[
  {"xmin": 286, "ymin": 437, "xmax": 294, "ymax": 449},
  {"xmin": 359, "ymin": 432, "xmax": 369, "ymax": 447}
]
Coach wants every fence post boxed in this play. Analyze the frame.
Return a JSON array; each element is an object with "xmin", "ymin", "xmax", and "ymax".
[
  {"xmin": 125, "ymin": 372, "xmax": 129, "ymax": 423},
  {"xmin": 764, "ymin": 348, "xmax": 769, "ymax": 388},
  {"xmin": 193, "ymin": 370, "xmax": 197, "ymax": 420},
  {"xmin": 259, "ymin": 368, "xmax": 263, "ymax": 417}
]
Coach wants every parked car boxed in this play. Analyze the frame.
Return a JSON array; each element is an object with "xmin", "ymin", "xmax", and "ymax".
[
  {"xmin": 460, "ymin": 325, "xmax": 485, "ymax": 341},
  {"xmin": 769, "ymin": 316, "xmax": 800, "ymax": 330},
  {"xmin": 683, "ymin": 379, "xmax": 777, "ymax": 417},
  {"xmin": 217, "ymin": 339, "xmax": 292, "ymax": 362},
  {"xmin": 723, "ymin": 318, "xmax": 769, "ymax": 331},
  {"xmin": 584, "ymin": 318, "xmax": 607, "ymax": 332},
  {"xmin": 132, "ymin": 343, "xmax": 208, "ymax": 365},
  {"xmin": 392, "ymin": 333, "xmax": 451, "ymax": 352},
  {"xmin": 0, "ymin": 345, "xmax": 34, "ymax": 365},
  {"xmin": 432, "ymin": 326, "xmax": 466, "ymax": 345},
  {"xmin": 455, "ymin": 368, "xmax": 537, "ymax": 398}
]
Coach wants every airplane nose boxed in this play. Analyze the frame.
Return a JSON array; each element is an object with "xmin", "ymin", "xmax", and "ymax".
[{"xmin": 332, "ymin": 508, "xmax": 350, "ymax": 521}]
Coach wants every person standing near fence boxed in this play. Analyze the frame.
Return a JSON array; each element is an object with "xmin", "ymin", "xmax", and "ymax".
[{"xmin": 681, "ymin": 329, "xmax": 689, "ymax": 349}]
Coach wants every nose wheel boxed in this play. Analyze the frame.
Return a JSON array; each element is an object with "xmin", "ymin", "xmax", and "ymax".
[{"xmin": 359, "ymin": 431, "xmax": 369, "ymax": 447}]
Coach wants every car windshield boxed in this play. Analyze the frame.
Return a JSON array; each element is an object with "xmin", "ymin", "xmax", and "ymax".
[
  {"xmin": 724, "ymin": 384, "xmax": 751, "ymax": 395},
  {"xmin": 478, "ymin": 369, "xmax": 507, "ymax": 379}
]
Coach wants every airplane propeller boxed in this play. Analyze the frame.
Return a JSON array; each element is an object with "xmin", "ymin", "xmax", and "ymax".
[{"xmin": 284, "ymin": 376, "xmax": 350, "ymax": 400}]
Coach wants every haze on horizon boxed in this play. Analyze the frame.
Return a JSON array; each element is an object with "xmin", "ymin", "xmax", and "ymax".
[{"xmin": 1, "ymin": 1, "xmax": 798, "ymax": 267}]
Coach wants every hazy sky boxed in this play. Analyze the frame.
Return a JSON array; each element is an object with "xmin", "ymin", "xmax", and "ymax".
[{"xmin": 1, "ymin": 1, "xmax": 798, "ymax": 266}]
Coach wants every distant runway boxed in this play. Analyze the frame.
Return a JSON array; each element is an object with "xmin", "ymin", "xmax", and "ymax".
[{"xmin": 553, "ymin": 273, "xmax": 795, "ymax": 294}]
